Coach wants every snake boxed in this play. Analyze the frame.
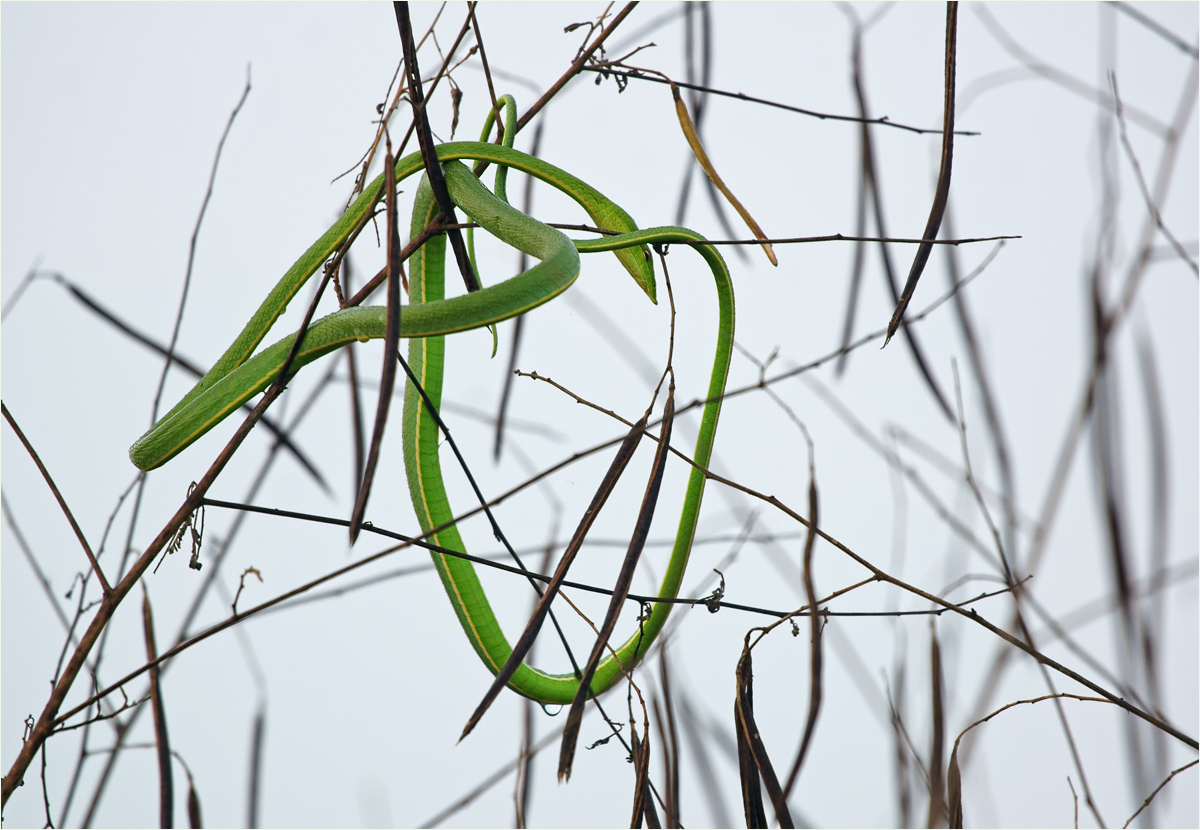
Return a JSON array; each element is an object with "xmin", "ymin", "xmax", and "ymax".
[{"xmin": 129, "ymin": 100, "xmax": 735, "ymax": 705}]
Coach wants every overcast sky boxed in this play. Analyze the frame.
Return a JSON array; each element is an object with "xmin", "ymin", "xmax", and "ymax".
[{"xmin": 3, "ymin": 4, "xmax": 1197, "ymax": 828}]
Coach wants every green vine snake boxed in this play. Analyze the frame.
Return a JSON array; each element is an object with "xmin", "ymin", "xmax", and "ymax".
[{"xmin": 129, "ymin": 98, "xmax": 735, "ymax": 706}]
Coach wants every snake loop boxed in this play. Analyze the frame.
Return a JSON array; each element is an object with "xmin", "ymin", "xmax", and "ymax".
[{"xmin": 129, "ymin": 104, "xmax": 734, "ymax": 706}]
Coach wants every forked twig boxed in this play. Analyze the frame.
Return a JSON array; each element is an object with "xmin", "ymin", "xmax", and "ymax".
[{"xmin": 2, "ymin": 382, "xmax": 288, "ymax": 805}]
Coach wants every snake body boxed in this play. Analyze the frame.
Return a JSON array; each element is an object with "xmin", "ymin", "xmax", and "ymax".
[{"xmin": 130, "ymin": 121, "xmax": 735, "ymax": 705}]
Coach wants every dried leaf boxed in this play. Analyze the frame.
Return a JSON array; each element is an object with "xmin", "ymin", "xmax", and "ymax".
[
  {"xmin": 947, "ymin": 743, "xmax": 963, "ymax": 829},
  {"xmin": 671, "ymin": 82, "xmax": 777, "ymax": 267},
  {"xmin": 462, "ymin": 417, "xmax": 647, "ymax": 741},
  {"xmin": 560, "ymin": 392, "xmax": 674, "ymax": 782},
  {"xmin": 735, "ymin": 643, "xmax": 794, "ymax": 828}
]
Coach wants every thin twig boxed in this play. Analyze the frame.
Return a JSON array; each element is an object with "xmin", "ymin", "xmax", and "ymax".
[
  {"xmin": 36, "ymin": 270, "xmax": 328, "ymax": 491},
  {"xmin": 2, "ymin": 382, "xmax": 288, "ymax": 805},
  {"xmin": 515, "ymin": 2, "xmax": 638, "ymax": 135},
  {"xmin": 1110, "ymin": 74, "xmax": 1198, "ymax": 275},
  {"xmin": 150, "ymin": 68, "xmax": 252, "ymax": 431},
  {"xmin": 584, "ymin": 65, "xmax": 980, "ymax": 136},
  {"xmin": 2, "ymin": 403, "xmax": 110, "ymax": 595}
]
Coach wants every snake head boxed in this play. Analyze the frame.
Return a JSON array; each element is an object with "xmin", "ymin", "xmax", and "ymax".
[
  {"xmin": 585, "ymin": 195, "xmax": 655, "ymax": 304},
  {"xmin": 615, "ymin": 243, "xmax": 657, "ymax": 305}
]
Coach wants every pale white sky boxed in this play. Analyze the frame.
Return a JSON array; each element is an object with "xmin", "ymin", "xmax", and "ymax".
[{"xmin": 3, "ymin": 3, "xmax": 1197, "ymax": 827}]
